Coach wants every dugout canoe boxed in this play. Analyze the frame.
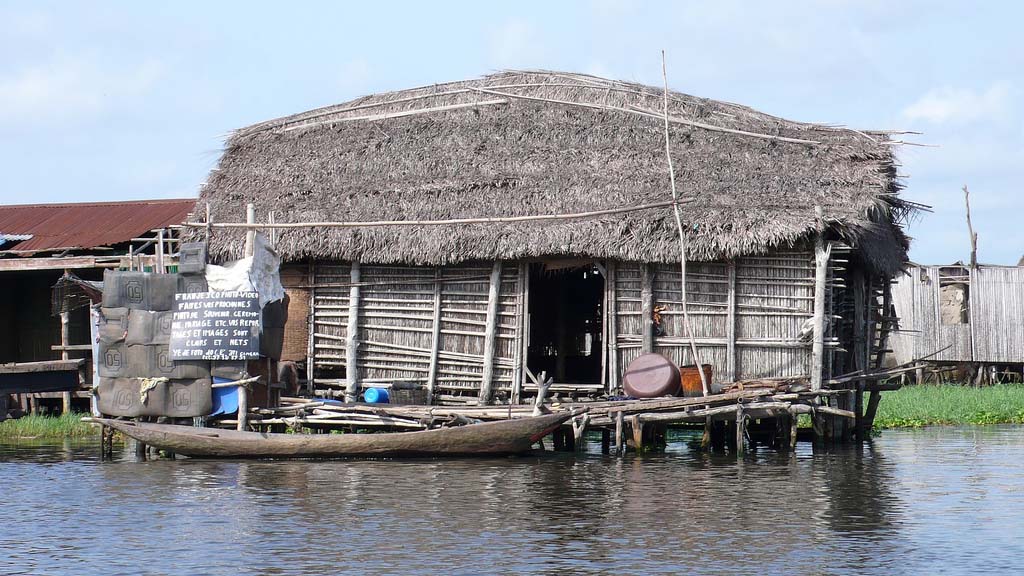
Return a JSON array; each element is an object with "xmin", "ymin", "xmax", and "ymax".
[{"xmin": 89, "ymin": 411, "xmax": 576, "ymax": 458}]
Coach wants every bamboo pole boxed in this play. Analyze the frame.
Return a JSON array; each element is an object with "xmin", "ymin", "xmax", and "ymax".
[
  {"xmin": 614, "ymin": 410, "xmax": 624, "ymax": 455},
  {"xmin": 479, "ymin": 262, "xmax": 503, "ymax": 405},
  {"xmin": 512, "ymin": 262, "xmax": 526, "ymax": 404},
  {"xmin": 661, "ymin": 51, "xmax": 709, "ymax": 397}
]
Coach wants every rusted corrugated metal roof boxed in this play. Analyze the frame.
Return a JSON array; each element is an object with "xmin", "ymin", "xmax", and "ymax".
[{"xmin": 0, "ymin": 199, "xmax": 196, "ymax": 252}]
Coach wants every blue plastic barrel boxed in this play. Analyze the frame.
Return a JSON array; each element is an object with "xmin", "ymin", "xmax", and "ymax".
[{"xmin": 364, "ymin": 387, "xmax": 390, "ymax": 403}]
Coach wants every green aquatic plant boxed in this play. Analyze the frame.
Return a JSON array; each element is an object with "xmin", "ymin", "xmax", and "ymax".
[
  {"xmin": 0, "ymin": 413, "xmax": 98, "ymax": 439},
  {"xmin": 872, "ymin": 384, "xmax": 1024, "ymax": 429}
]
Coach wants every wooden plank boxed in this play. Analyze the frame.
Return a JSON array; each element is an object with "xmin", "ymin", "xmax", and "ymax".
[
  {"xmin": 0, "ymin": 359, "xmax": 85, "ymax": 374},
  {"xmin": 0, "ymin": 256, "xmax": 119, "ymax": 271},
  {"xmin": 478, "ymin": 261, "xmax": 503, "ymax": 405},
  {"xmin": 641, "ymin": 263, "xmax": 654, "ymax": 353},
  {"xmin": 426, "ymin": 268, "xmax": 443, "ymax": 404}
]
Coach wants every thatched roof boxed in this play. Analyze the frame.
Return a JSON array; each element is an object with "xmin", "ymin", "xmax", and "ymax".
[{"xmin": 197, "ymin": 70, "xmax": 914, "ymax": 274}]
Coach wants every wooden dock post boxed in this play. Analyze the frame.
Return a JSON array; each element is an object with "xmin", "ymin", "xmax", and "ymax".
[
  {"xmin": 735, "ymin": 405, "xmax": 746, "ymax": 455},
  {"xmin": 630, "ymin": 414, "xmax": 643, "ymax": 452},
  {"xmin": 572, "ymin": 413, "xmax": 590, "ymax": 452},
  {"xmin": 614, "ymin": 411, "xmax": 624, "ymax": 455},
  {"xmin": 601, "ymin": 428, "xmax": 611, "ymax": 454}
]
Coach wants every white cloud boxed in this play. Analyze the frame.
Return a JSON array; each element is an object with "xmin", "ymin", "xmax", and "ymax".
[
  {"xmin": 0, "ymin": 54, "xmax": 163, "ymax": 126},
  {"xmin": 902, "ymin": 82, "xmax": 1012, "ymax": 125},
  {"xmin": 489, "ymin": 18, "xmax": 544, "ymax": 69}
]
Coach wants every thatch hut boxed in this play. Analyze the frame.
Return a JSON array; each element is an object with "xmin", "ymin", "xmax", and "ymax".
[{"xmin": 194, "ymin": 70, "xmax": 915, "ymax": 405}]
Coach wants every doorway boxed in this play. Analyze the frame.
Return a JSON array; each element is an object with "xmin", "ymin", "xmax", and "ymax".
[{"xmin": 526, "ymin": 261, "xmax": 604, "ymax": 384}]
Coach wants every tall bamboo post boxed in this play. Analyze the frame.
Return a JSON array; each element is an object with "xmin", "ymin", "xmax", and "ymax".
[
  {"xmin": 725, "ymin": 260, "xmax": 737, "ymax": 382},
  {"xmin": 479, "ymin": 261, "xmax": 503, "ymax": 405},
  {"xmin": 237, "ymin": 204, "xmax": 255, "ymax": 431},
  {"xmin": 345, "ymin": 262, "xmax": 362, "ymax": 403},
  {"xmin": 661, "ymin": 51, "xmax": 709, "ymax": 397}
]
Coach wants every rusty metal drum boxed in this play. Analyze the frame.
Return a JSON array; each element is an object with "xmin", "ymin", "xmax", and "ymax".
[{"xmin": 623, "ymin": 353, "xmax": 681, "ymax": 398}]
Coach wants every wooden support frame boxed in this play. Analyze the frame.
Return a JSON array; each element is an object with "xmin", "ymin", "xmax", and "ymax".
[
  {"xmin": 478, "ymin": 261, "xmax": 503, "ymax": 404},
  {"xmin": 345, "ymin": 261, "xmax": 362, "ymax": 403}
]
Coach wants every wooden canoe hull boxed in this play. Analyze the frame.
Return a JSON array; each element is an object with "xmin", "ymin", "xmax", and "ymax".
[{"xmin": 92, "ymin": 412, "xmax": 574, "ymax": 458}]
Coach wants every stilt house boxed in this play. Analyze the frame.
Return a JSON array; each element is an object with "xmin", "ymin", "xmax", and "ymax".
[{"xmin": 194, "ymin": 71, "xmax": 915, "ymax": 405}]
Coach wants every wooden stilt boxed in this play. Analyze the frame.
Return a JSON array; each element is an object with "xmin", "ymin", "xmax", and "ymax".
[
  {"xmin": 735, "ymin": 405, "xmax": 746, "ymax": 455},
  {"xmin": 789, "ymin": 406, "xmax": 799, "ymax": 451},
  {"xmin": 863, "ymin": 390, "xmax": 882, "ymax": 433},
  {"xmin": 614, "ymin": 411, "xmax": 624, "ymax": 455},
  {"xmin": 630, "ymin": 414, "xmax": 643, "ymax": 452},
  {"xmin": 640, "ymin": 264, "xmax": 654, "ymax": 354},
  {"xmin": 601, "ymin": 428, "xmax": 611, "ymax": 454},
  {"xmin": 572, "ymin": 413, "xmax": 590, "ymax": 452}
]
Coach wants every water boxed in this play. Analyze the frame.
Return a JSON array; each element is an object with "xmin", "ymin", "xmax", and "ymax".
[{"xmin": 2, "ymin": 427, "xmax": 1023, "ymax": 575}]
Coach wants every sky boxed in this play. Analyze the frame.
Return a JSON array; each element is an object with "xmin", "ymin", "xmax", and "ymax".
[{"xmin": 0, "ymin": 0, "xmax": 1021, "ymax": 264}]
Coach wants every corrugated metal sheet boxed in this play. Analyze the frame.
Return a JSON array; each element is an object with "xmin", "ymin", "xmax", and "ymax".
[{"xmin": 0, "ymin": 199, "xmax": 195, "ymax": 251}]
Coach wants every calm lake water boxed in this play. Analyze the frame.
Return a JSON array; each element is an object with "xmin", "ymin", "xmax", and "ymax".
[{"xmin": 2, "ymin": 426, "xmax": 1023, "ymax": 575}]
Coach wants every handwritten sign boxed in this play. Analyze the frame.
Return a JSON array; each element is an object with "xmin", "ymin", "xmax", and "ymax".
[{"xmin": 170, "ymin": 291, "xmax": 261, "ymax": 360}]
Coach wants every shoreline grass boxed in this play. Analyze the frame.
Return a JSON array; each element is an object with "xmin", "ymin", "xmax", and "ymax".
[
  {"xmin": 873, "ymin": 383, "xmax": 1024, "ymax": 429},
  {"xmin": 0, "ymin": 413, "xmax": 98, "ymax": 440}
]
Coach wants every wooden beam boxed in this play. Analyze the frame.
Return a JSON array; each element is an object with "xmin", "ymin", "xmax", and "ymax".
[
  {"xmin": 479, "ymin": 261, "xmax": 503, "ymax": 405},
  {"xmin": 811, "ymin": 207, "xmax": 830, "ymax": 391},
  {"xmin": 641, "ymin": 263, "xmax": 654, "ymax": 354},
  {"xmin": 725, "ymin": 260, "xmax": 737, "ymax": 382},
  {"xmin": 345, "ymin": 262, "xmax": 362, "ymax": 403},
  {"xmin": 0, "ymin": 256, "xmax": 120, "ymax": 272},
  {"xmin": 426, "ymin": 268, "xmax": 443, "ymax": 405}
]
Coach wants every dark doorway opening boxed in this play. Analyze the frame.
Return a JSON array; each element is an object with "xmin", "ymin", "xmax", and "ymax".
[{"xmin": 527, "ymin": 262, "xmax": 604, "ymax": 384}]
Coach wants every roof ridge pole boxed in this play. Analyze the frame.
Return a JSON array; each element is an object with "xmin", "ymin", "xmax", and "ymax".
[{"xmin": 660, "ymin": 50, "xmax": 708, "ymax": 396}]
